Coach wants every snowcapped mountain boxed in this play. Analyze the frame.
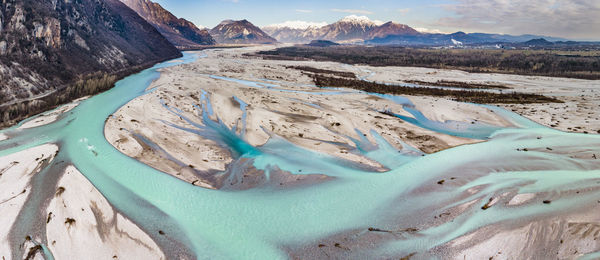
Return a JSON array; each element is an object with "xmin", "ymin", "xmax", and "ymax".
[
  {"xmin": 264, "ymin": 21, "xmax": 329, "ymax": 30},
  {"xmin": 120, "ymin": 0, "xmax": 215, "ymax": 48},
  {"xmin": 262, "ymin": 27, "xmax": 310, "ymax": 43},
  {"xmin": 337, "ymin": 15, "xmax": 385, "ymax": 27},
  {"xmin": 262, "ymin": 16, "xmax": 418, "ymax": 43},
  {"xmin": 210, "ymin": 20, "xmax": 277, "ymax": 44},
  {"xmin": 318, "ymin": 15, "xmax": 382, "ymax": 42}
]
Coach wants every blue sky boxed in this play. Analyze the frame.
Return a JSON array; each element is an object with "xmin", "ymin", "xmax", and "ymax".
[{"xmin": 154, "ymin": 0, "xmax": 600, "ymax": 40}]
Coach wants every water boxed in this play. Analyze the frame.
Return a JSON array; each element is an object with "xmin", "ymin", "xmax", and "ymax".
[{"xmin": 2, "ymin": 51, "xmax": 600, "ymax": 259}]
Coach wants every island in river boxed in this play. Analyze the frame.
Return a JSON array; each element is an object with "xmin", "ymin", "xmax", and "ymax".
[{"xmin": 1, "ymin": 46, "xmax": 599, "ymax": 259}]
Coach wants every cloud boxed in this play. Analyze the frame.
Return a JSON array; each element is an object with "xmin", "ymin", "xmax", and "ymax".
[
  {"xmin": 415, "ymin": 27, "xmax": 446, "ymax": 34},
  {"xmin": 435, "ymin": 0, "xmax": 600, "ymax": 40},
  {"xmin": 397, "ymin": 8, "xmax": 411, "ymax": 14},
  {"xmin": 295, "ymin": 9, "xmax": 313, "ymax": 13},
  {"xmin": 331, "ymin": 9, "xmax": 374, "ymax": 15}
]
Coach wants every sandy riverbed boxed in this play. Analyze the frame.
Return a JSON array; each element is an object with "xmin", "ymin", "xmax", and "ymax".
[
  {"xmin": 353, "ymin": 64, "xmax": 600, "ymax": 134},
  {"xmin": 0, "ymin": 144, "xmax": 165, "ymax": 259},
  {"xmin": 17, "ymin": 96, "xmax": 88, "ymax": 130},
  {"xmin": 105, "ymin": 47, "xmax": 517, "ymax": 187},
  {"xmin": 1, "ymin": 45, "xmax": 598, "ymax": 259}
]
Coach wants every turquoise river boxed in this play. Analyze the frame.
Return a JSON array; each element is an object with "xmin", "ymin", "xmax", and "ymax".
[{"xmin": 2, "ymin": 51, "xmax": 600, "ymax": 259}]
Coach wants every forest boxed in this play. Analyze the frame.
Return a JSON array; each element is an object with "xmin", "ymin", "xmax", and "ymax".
[
  {"xmin": 310, "ymin": 73, "xmax": 563, "ymax": 104},
  {"xmin": 256, "ymin": 46, "xmax": 600, "ymax": 80},
  {"xmin": 0, "ymin": 66, "xmax": 145, "ymax": 128}
]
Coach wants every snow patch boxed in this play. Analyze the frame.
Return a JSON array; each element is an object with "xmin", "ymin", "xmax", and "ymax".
[
  {"xmin": 339, "ymin": 15, "xmax": 384, "ymax": 26},
  {"xmin": 218, "ymin": 20, "xmax": 235, "ymax": 26},
  {"xmin": 415, "ymin": 27, "xmax": 446, "ymax": 34},
  {"xmin": 265, "ymin": 20, "xmax": 328, "ymax": 30}
]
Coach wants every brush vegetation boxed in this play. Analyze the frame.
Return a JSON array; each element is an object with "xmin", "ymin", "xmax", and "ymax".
[
  {"xmin": 0, "ymin": 64, "xmax": 149, "ymax": 128},
  {"xmin": 255, "ymin": 46, "xmax": 600, "ymax": 80},
  {"xmin": 311, "ymin": 74, "xmax": 563, "ymax": 104}
]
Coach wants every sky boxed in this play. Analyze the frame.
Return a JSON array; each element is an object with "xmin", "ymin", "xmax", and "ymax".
[{"xmin": 153, "ymin": 0, "xmax": 600, "ymax": 40}]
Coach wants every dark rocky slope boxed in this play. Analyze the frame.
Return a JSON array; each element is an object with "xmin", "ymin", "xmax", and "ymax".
[
  {"xmin": 210, "ymin": 20, "xmax": 277, "ymax": 44},
  {"xmin": 0, "ymin": 0, "xmax": 181, "ymax": 126},
  {"xmin": 120, "ymin": 0, "xmax": 215, "ymax": 48}
]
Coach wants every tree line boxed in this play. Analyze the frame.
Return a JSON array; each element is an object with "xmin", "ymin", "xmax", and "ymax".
[
  {"xmin": 311, "ymin": 73, "xmax": 563, "ymax": 104},
  {"xmin": 0, "ymin": 65, "xmax": 149, "ymax": 128},
  {"xmin": 256, "ymin": 46, "xmax": 600, "ymax": 80}
]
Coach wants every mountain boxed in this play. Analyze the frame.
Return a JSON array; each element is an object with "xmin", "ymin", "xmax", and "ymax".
[
  {"xmin": 262, "ymin": 21, "xmax": 328, "ymax": 43},
  {"xmin": 210, "ymin": 20, "xmax": 277, "ymax": 44},
  {"xmin": 306, "ymin": 40, "xmax": 340, "ymax": 47},
  {"xmin": 120, "ymin": 0, "xmax": 215, "ymax": 48},
  {"xmin": 366, "ymin": 31, "xmax": 567, "ymax": 46},
  {"xmin": 523, "ymin": 38, "xmax": 554, "ymax": 46},
  {"xmin": 367, "ymin": 21, "xmax": 419, "ymax": 39},
  {"xmin": 317, "ymin": 15, "xmax": 381, "ymax": 42},
  {"xmin": 0, "ymin": 0, "xmax": 180, "ymax": 124},
  {"xmin": 264, "ymin": 16, "xmax": 570, "ymax": 46},
  {"xmin": 262, "ymin": 27, "xmax": 309, "ymax": 43},
  {"xmin": 262, "ymin": 25, "xmax": 324, "ymax": 44},
  {"xmin": 263, "ymin": 16, "xmax": 418, "ymax": 43}
]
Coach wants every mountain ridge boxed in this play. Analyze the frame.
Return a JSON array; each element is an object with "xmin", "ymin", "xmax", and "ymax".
[
  {"xmin": 210, "ymin": 19, "xmax": 277, "ymax": 44},
  {"xmin": 263, "ymin": 16, "xmax": 417, "ymax": 43},
  {"xmin": 366, "ymin": 31, "xmax": 568, "ymax": 45},
  {"xmin": 0, "ymin": 0, "xmax": 181, "ymax": 125},
  {"xmin": 263, "ymin": 16, "xmax": 570, "ymax": 45},
  {"xmin": 120, "ymin": 0, "xmax": 215, "ymax": 48}
]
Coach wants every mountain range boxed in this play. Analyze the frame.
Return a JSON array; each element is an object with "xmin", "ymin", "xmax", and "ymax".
[
  {"xmin": 114, "ymin": 0, "xmax": 569, "ymax": 46},
  {"xmin": 263, "ymin": 15, "xmax": 568, "ymax": 45},
  {"xmin": 366, "ymin": 31, "xmax": 568, "ymax": 46},
  {"xmin": 263, "ymin": 15, "xmax": 419, "ymax": 43},
  {"xmin": 0, "ymin": 0, "xmax": 180, "ymax": 116},
  {"xmin": 120, "ymin": 0, "xmax": 215, "ymax": 48}
]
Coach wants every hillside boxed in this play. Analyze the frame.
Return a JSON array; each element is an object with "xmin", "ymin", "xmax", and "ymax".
[
  {"xmin": 120, "ymin": 0, "xmax": 215, "ymax": 48},
  {"xmin": 0, "ymin": 0, "xmax": 181, "ymax": 126},
  {"xmin": 210, "ymin": 20, "xmax": 277, "ymax": 44}
]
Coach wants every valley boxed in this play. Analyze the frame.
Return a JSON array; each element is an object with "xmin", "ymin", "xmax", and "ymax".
[
  {"xmin": 1, "ymin": 47, "xmax": 599, "ymax": 259},
  {"xmin": 1, "ymin": 0, "xmax": 599, "ymax": 258}
]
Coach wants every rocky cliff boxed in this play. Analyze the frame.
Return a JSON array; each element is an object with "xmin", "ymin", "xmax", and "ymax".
[
  {"xmin": 120, "ymin": 0, "xmax": 215, "ymax": 48},
  {"xmin": 0, "ymin": 0, "xmax": 181, "ymax": 125},
  {"xmin": 210, "ymin": 20, "xmax": 277, "ymax": 44}
]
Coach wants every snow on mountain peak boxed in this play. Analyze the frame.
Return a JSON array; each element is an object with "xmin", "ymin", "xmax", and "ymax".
[
  {"xmin": 338, "ymin": 15, "xmax": 384, "ymax": 26},
  {"xmin": 218, "ymin": 20, "xmax": 235, "ymax": 26},
  {"xmin": 265, "ymin": 21, "xmax": 328, "ymax": 30}
]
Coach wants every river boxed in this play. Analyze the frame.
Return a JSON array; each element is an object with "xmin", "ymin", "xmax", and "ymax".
[{"xmin": 1, "ymin": 50, "xmax": 600, "ymax": 259}]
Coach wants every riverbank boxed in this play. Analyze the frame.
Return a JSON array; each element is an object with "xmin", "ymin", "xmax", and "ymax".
[
  {"xmin": 0, "ymin": 53, "xmax": 182, "ymax": 129},
  {"xmin": 350, "ymin": 64, "xmax": 600, "ymax": 134},
  {"xmin": 0, "ymin": 144, "xmax": 165, "ymax": 259}
]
